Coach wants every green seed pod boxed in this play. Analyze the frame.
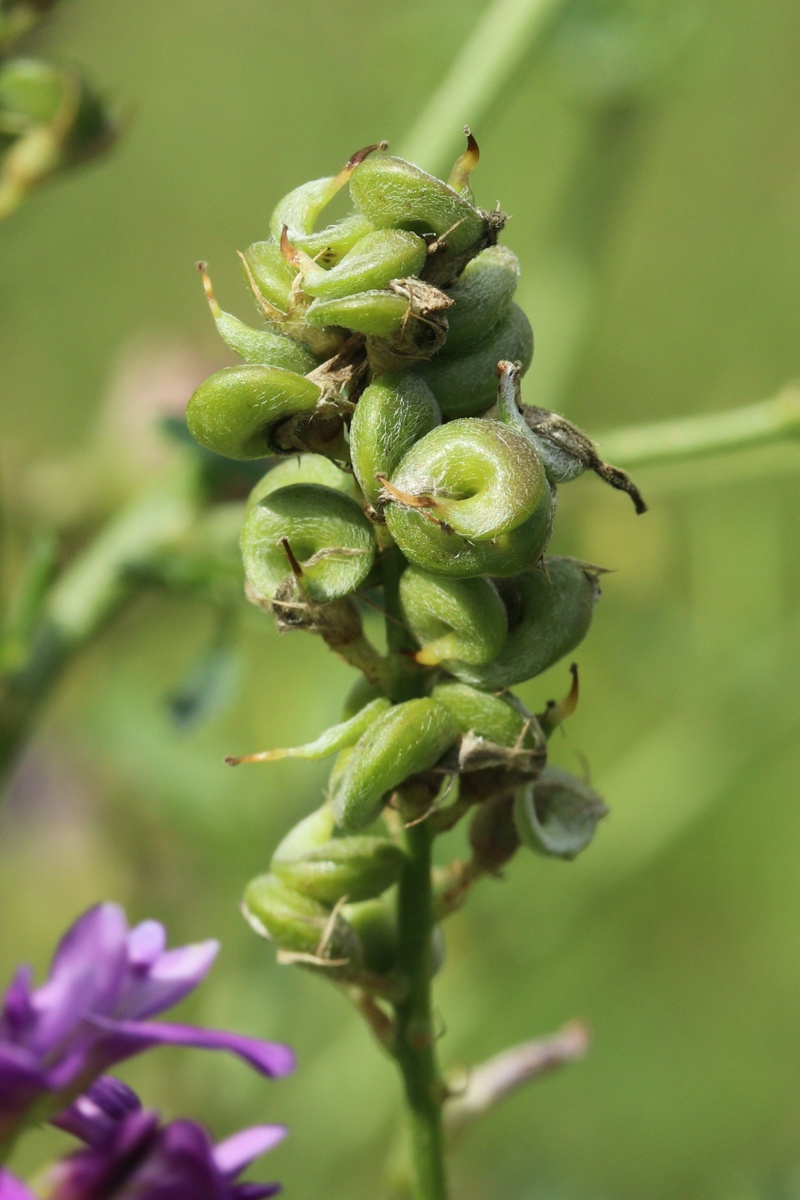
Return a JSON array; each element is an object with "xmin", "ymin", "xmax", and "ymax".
[
  {"xmin": 198, "ymin": 263, "xmax": 318, "ymax": 373},
  {"xmin": 271, "ymin": 836, "xmax": 406, "ymax": 905},
  {"xmin": 350, "ymin": 372, "xmax": 441, "ymax": 510},
  {"xmin": 430, "ymin": 681, "xmax": 531, "ymax": 747},
  {"xmin": 341, "ymin": 897, "xmax": 397, "ymax": 976},
  {"xmin": 349, "ymin": 154, "xmax": 505, "ymax": 284},
  {"xmin": 416, "ymin": 303, "xmax": 533, "ymax": 419},
  {"xmin": 272, "ymin": 804, "xmax": 337, "ymax": 863},
  {"xmin": 382, "ymin": 419, "xmax": 553, "ymax": 578},
  {"xmin": 514, "ymin": 767, "xmax": 608, "ymax": 859},
  {"xmin": 440, "ymin": 245, "xmax": 520, "ymax": 356},
  {"xmin": 226, "ymin": 696, "xmax": 391, "ymax": 767},
  {"xmin": 186, "ymin": 364, "xmax": 326, "ymax": 460},
  {"xmin": 239, "ymin": 239, "xmax": 296, "ymax": 313},
  {"xmin": 447, "ymin": 557, "xmax": 600, "ymax": 689},
  {"xmin": 245, "ymin": 454, "xmax": 361, "ymax": 514},
  {"xmin": 330, "ymin": 698, "xmax": 460, "ymax": 832},
  {"xmin": 241, "ymin": 485, "xmax": 376, "ymax": 606},
  {"xmin": 241, "ymin": 483, "xmax": 376, "ymax": 604},
  {"xmin": 282, "ymin": 228, "xmax": 428, "ymax": 301},
  {"xmin": 399, "ymin": 567, "xmax": 507, "ymax": 667},
  {"xmin": 306, "ymin": 290, "xmax": 411, "ymax": 336},
  {"xmin": 243, "ymin": 873, "xmax": 361, "ymax": 971},
  {"xmin": 269, "ymin": 142, "xmax": 384, "ymax": 263}
]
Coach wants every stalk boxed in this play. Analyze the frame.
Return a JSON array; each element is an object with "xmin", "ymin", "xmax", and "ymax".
[{"xmin": 392, "ymin": 815, "xmax": 448, "ymax": 1200}]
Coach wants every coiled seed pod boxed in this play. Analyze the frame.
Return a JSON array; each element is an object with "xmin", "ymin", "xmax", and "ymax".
[
  {"xmin": 282, "ymin": 227, "xmax": 428, "ymax": 300},
  {"xmin": 439, "ymin": 245, "xmax": 520, "ymax": 356},
  {"xmin": 340, "ymin": 897, "xmax": 397, "ymax": 976},
  {"xmin": 306, "ymin": 290, "xmax": 411, "ymax": 336},
  {"xmin": 445, "ymin": 557, "xmax": 600, "ymax": 689},
  {"xmin": 243, "ymin": 873, "xmax": 361, "ymax": 971},
  {"xmin": 246, "ymin": 454, "xmax": 361, "ymax": 514},
  {"xmin": 241, "ymin": 484, "xmax": 376, "ymax": 604},
  {"xmin": 430, "ymin": 681, "xmax": 532, "ymax": 747},
  {"xmin": 272, "ymin": 804, "xmax": 336, "ymax": 862},
  {"xmin": 398, "ymin": 567, "xmax": 507, "ymax": 667},
  {"xmin": 349, "ymin": 153, "xmax": 505, "ymax": 284},
  {"xmin": 271, "ymin": 836, "xmax": 406, "ymax": 905},
  {"xmin": 416, "ymin": 303, "xmax": 533, "ymax": 419},
  {"xmin": 514, "ymin": 767, "xmax": 607, "ymax": 859},
  {"xmin": 269, "ymin": 141, "xmax": 384, "ymax": 263},
  {"xmin": 197, "ymin": 262, "xmax": 318, "ymax": 373},
  {"xmin": 239, "ymin": 239, "xmax": 297, "ymax": 313},
  {"xmin": 226, "ymin": 697, "xmax": 391, "ymax": 768},
  {"xmin": 186, "ymin": 364, "xmax": 327, "ymax": 460},
  {"xmin": 350, "ymin": 372, "xmax": 441, "ymax": 510},
  {"xmin": 330, "ymin": 698, "xmax": 460, "ymax": 832},
  {"xmin": 382, "ymin": 419, "xmax": 553, "ymax": 578}
]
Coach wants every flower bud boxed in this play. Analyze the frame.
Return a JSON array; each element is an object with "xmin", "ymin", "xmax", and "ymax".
[
  {"xmin": 416, "ymin": 303, "xmax": 533, "ymax": 419},
  {"xmin": 241, "ymin": 483, "xmax": 376, "ymax": 604},
  {"xmin": 446, "ymin": 557, "xmax": 600, "ymax": 689},
  {"xmin": 399, "ymin": 567, "xmax": 507, "ymax": 667},
  {"xmin": 186, "ymin": 364, "xmax": 326, "ymax": 460},
  {"xmin": 350, "ymin": 372, "xmax": 441, "ymax": 510},
  {"xmin": 514, "ymin": 767, "xmax": 608, "ymax": 859},
  {"xmin": 440, "ymin": 245, "xmax": 521, "ymax": 356},
  {"xmin": 382, "ymin": 419, "xmax": 553, "ymax": 578},
  {"xmin": 330, "ymin": 698, "xmax": 460, "ymax": 832},
  {"xmin": 243, "ymin": 873, "xmax": 361, "ymax": 971},
  {"xmin": 271, "ymin": 836, "xmax": 406, "ymax": 905}
]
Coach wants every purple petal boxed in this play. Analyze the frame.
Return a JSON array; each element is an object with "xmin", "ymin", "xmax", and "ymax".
[
  {"xmin": 0, "ymin": 1044, "xmax": 47, "ymax": 1138},
  {"xmin": 115, "ymin": 941, "xmax": 219, "ymax": 1021},
  {"xmin": 0, "ymin": 969, "xmax": 35, "ymax": 1041},
  {"xmin": 126, "ymin": 921, "xmax": 167, "ymax": 967},
  {"xmin": 31, "ymin": 906, "xmax": 129, "ymax": 1054},
  {"xmin": 84, "ymin": 1016, "xmax": 296, "ymax": 1078},
  {"xmin": 53, "ymin": 1076, "xmax": 142, "ymax": 1143},
  {"xmin": 0, "ymin": 1170, "xmax": 36, "ymax": 1200},
  {"xmin": 212, "ymin": 1126, "xmax": 287, "ymax": 1178}
]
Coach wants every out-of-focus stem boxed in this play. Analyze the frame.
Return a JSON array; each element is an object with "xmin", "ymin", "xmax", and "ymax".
[
  {"xmin": 399, "ymin": 0, "xmax": 571, "ymax": 174},
  {"xmin": 598, "ymin": 386, "xmax": 800, "ymax": 471},
  {"xmin": 392, "ymin": 816, "xmax": 448, "ymax": 1200},
  {"xmin": 0, "ymin": 460, "xmax": 203, "ymax": 786}
]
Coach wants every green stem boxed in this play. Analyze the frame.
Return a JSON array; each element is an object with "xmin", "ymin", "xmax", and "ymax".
[
  {"xmin": 597, "ymin": 386, "xmax": 800, "ymax": 471},
  {"xmin": 398, "ymin": 0, "xmax": 572, "ymax": 174},
  {"xmin": 0, "ymin": 460, "xmax": 203, "ymax": 786},
  {"xmin": 392, "ymin": 816, "xmax": 448, "ymax": 1200}
]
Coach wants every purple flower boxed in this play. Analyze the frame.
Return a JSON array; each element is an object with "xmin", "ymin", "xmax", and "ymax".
[
  {"xmin": 0, "ymin": 1104, "xmax": 286, "ymax": 1200},
  {"xmin": 0, "ymin": 905, "xmax": 294, "ymax": 1144}
]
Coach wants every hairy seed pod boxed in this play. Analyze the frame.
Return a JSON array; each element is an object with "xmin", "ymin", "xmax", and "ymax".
[
  {"xmin": 514, "ymin": 767, "xmax": 608, "ymax": 859},
  {"xmin": 246, "ymin": 454, "xmax": 361, "ymax": 514},
  {"xmin": 306, "ymin": 290, "xmax": 411, "ymax": 336},
  {"xmin": 382, "ymin": 420, "xmax": 553, "ymax": 578},
  {"xmin": 330, "ymin": 698, "xmax": 460, "ymax": 832},
  {"xmin": 350, "ymin": 372, "xmax": 441, "ymax": 510},
  {"xmin": 271, "ymin": 836, "xmax": 406, "ymax": 905},
  {"xmin": 243, "ymin": 873, "xmax": 361, "ymax": 972},
  {"xmin": 341, "ymin": 897, "xmax": 397, "ymax": 975},
  {"xmin": 272, "ymin": 805, "xmax": 337, "ymax": 863},
  {"xmin": 349, "ymin": 154, "xmax": 505, "ymax": 283},
  {"xmin": 197, "ymin": 263, "xmax": 318, "ymax": 373},
  {"xmin": 446, "ymin": 557, "xmax": 600, "ymax": 689},
  {"xmin": 186, "ymin": 364, "xmax": 325, "ymax": 460},
  {"xmin": 430, "ymin": 681, "xmax": 533, "ymax": 747},
  {"xmin": 416, "ymin": 303, "xmax": 533, "ymax": 419},
  {"xmin": 240, "ymin": 239, "xmax": 297, "ymax": 312},
  {"xmin": 440, "ymin": 245, "xmax": 520, "ymax": 356},
  {"xmin": 241, "ymin": 484, "xmax": 376, "ymax": 604},
  {"xmin": 398, "ymin": 567, "xmax": 507, "ymax": 666},
  {"xmin": 226, "ymin": 697, "xmax": 391, "ymax": 767},
  {"xmin": 269, "ymin": 142, "xmax": 384, "ymax": 263},
  {"xmin": 283, "ymin": 228, "xmax": 428, "ymax": 302}
]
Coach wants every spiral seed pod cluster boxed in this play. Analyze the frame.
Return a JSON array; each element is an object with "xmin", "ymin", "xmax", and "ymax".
[{"xmin": 188, "ymin": 135, "xmax": 645, "ymax": 991}]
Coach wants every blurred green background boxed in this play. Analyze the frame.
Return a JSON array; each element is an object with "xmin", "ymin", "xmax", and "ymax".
[{"xmin": 2, "ymin": 1, "xmax": 800, "ymax": 1197}]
